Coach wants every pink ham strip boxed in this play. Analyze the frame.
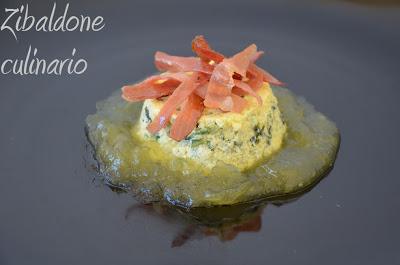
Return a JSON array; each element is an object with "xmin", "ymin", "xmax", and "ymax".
[
  {"xmin": 191, "ymin": 35, "xmax": 225, "ymax": 63},
  {"xmin": 246, "ymin": 65, "xmax": 264, "ymax": 91},
  {"xmin": 155, "ymin": 51, "xmax": 213, "ymax": 74},
  {"xmin": 122, "ymin": 72, "xmax": 193, "ymax": 102},
  {"xmin": 231, "ymin": 94, "xmax": 248, "ymax": 113},
  {"xmin": 204, "ymin": 63, "xmax": 235, "ymax": 111},
  {"xmin": 232, "ymin": 87, "xmax": 247, "ymax": 97},
  {"xmin": 233, "ymin": 80, "xmax": 262, "ymax": 105},
  {"xmin": 248, "ymin": 64, "xmax": 285, "ymax": 87},
  {"xmin": 122, "ymin": 75, "xmax": 177, "ymax": 102},
  {"xmin": 169, "ymin": 93, "xmax": 205, "ymax": 141},
  {"xmin": 194, "ymin": 82, "xmax": 208, "ymax": 99},
  {"xmin": 122, "ymin": 81, "xmax": 178, "ymax": 102},
  {"xmin": 251, "ymin": 51, "xmax": 264, "ymax": 63},
  {"xmin": 147, "ymin": 73, "xmax": 199, "ymax": 134},
  {"xmin": 223, "ymin": 44, "xmax": 258, "ymax": 77}
]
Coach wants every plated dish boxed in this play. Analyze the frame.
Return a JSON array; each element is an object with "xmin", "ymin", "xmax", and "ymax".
[{"xmin": 86, "ymin": 36, "xmax": 340, "ymax": 208}]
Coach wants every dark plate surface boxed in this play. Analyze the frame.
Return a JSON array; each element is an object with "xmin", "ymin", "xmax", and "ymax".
[{"xmin": 0, "ymin": 0, "xmax": 399, "ymax": 264}]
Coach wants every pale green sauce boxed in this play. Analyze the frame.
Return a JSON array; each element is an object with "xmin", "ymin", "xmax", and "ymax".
[{"xmin": 86, "ymin": 87, "xmax": 340, "ymax": 208}]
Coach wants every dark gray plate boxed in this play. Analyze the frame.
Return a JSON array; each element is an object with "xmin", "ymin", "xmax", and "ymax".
[{"xmin": 1, "ymin": 0, "xmax": 399, "ymax": 264}]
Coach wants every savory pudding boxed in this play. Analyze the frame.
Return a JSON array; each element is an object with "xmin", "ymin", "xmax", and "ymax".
[
  {"xmin": 136, "ymin": 82, "xmax": 286, "ymax": 171},
  {"xmin": 86, "ymin": 36, "xmax": 340, "ymax": 208}
]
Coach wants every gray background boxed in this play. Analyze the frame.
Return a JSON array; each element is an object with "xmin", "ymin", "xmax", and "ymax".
[{"xmin": 0, "ymin": 0, "xmax": 399, "ymax": 264}]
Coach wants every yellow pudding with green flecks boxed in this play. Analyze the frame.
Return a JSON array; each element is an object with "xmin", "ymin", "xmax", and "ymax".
[{"xmin": 136, "ymin": 83, "xmax": 286, "ymax": 171}]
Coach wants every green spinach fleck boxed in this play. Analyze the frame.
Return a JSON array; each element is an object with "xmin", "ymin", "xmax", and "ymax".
[{"xmin": 144, "ymin": 106, "xmax": 152, "ymax": 122}]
